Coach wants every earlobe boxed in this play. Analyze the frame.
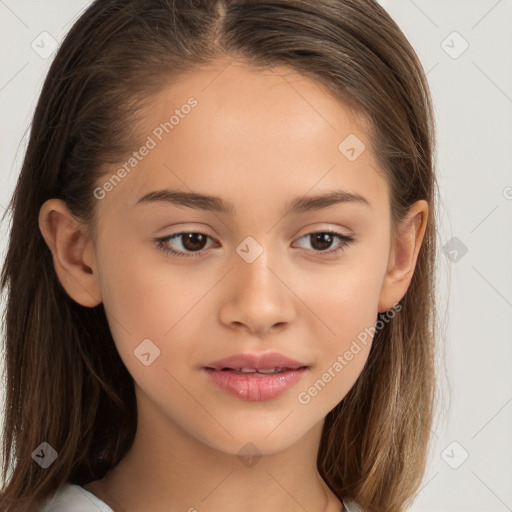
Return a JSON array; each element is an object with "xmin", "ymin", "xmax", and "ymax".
[
  {"xmin": 377, "ymin": 200, "xmax": 428, "ymax": 313},
  {"xmin": 38, "ymin": 199, "xmax": 102, "ymax": 307}
]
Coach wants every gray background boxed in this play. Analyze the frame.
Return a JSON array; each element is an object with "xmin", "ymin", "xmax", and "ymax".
[{"xmin": 1, "ymin": 1, "xmax": 511, "ymax": 510}]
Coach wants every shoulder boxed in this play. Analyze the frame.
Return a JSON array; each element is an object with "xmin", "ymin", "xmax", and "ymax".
[
  {"xmin": 342, "ymin": 498, "xmax": 365, "ymax": 512},
  {"xmin": 39, "ymin": 482, "xmax": 114, "ymax": 512}
]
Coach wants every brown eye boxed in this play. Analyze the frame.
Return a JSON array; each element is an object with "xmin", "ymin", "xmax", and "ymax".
[
  {"xmin": 294, "ymin": 231, "xmax": 354, "ymax": 255},
  {"xmin": 181, "ymin": 233, "xmax": 208, "ymax": 251},
  {"xmin": 309, "ymin": 233, "xmax": 337, "ymax": 251},
  {"xmin": 155, "ymin": 229, "xmax": 354, "ymax": 259},
  {"xmin": 155, "ymin": 230, "xmax": 216, "ymax": 258}
]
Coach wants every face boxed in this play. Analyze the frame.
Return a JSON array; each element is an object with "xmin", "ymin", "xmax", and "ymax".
[{"xmin": 81, "ymin": 59, "xmax": 398, "ymax": 455}]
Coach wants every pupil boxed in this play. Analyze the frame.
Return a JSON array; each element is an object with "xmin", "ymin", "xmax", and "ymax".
[
  {"xmin": 312, "ymin": 233, "xmax": 333, "ymax": 251},
  {"xmin": 183, "ymin": 233, "xmax": 206, "ymax": 251}
]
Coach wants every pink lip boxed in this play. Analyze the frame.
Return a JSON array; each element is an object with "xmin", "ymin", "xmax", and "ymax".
[
  {"xmin": 203, "ymin": 367, "xmax": 308, "ymax": 401},
  {"xmin": 203, "ymin": 351, "xmax": 309, "ymax": 401},
  {"xmin": 204, "ymin": 351, "xmax": 308, "ymax": 371}
]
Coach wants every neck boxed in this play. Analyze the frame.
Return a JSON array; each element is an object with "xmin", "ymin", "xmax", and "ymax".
[{"xmin": 84, "ymin": 385, "xmax": 343, "ymax": 512}]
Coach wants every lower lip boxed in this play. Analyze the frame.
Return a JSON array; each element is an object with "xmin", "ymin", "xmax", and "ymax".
[{"xmin": 203, "ymin": 368, "xmax": 308, "ymax": 401}]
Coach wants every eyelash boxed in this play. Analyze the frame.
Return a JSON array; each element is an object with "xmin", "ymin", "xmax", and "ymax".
[{"xmin": 154, "ymin": 229, "xmax": 355, "ymax": 259}]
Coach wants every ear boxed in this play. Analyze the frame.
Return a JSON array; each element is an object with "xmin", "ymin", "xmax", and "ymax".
[
  {"xmin": 378, "ymin": 200, "xmax": 428, "ymax": 313},
  {"xmin": 38, "ymin": 199, "xmax": 102, "ymax": 307}
]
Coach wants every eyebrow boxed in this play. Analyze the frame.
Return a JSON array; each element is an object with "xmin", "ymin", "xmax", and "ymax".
[{"xmin": 135, "ymin": 188, "xmax": 371, "ymax": 217}]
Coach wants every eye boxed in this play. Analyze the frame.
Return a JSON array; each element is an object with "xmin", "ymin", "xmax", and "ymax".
[
  {"xmin": 154, "ymin": 229, "xmax": 355, "ymax": 258},
  {"xmin": 155, "ymin": 230, "xmax": 216, "ymax": 258},
  {"xmin": 293, "ymin": 231, "xmax": 355, "ymax": 256}
]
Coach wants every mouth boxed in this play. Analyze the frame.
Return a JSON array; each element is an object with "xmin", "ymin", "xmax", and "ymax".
[
  {"xmin": 203, "ymin": 366, "xmax": 309, "ymax": 401},
  {"xmin": 204, "ymin": 350, "xmax": 309, "ymax": 372},
  {"xmin": 204, "ymin": 366, "xmax": 308, "ymax": 374}
]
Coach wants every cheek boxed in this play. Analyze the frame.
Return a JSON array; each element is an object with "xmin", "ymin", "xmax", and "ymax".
[
  {"xmin": 96, "ymin": 245, "xmax": 219, "ymax": 380},
  {"xmin": 294, "ymin": 251, "xmax": 386, "ymax": 342},
  {"xmin": 295, "ymin": 251, "xmax": 388, "ymax": 406},
  {"xmin": 97, "ymin": 241, "xmax": 202, "ymax": 334},
  {"xmin": 295, "ymin": 280, "xmax": 376, "ymax": 413}
]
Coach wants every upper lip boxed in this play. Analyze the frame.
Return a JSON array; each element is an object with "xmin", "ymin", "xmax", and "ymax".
[{"xmin": 204, "ymin": 351, "xmax": 309, "ymax": 371}]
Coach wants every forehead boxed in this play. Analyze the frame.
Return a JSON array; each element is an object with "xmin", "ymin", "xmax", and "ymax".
[
  {"xmin": 99, "ymin": 59, "xmax": 389, "ymax": 218},
  {"xmin": 147, "ymin": 59, "xmax": 370, "ymax": 147}
]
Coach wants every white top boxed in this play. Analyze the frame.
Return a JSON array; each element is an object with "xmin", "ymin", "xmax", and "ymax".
[
  {"xmin": 39, "ymin": 482, "xmax": 363, "ymax": 512},
  {"xmin": 39, "ymin": 483, "xmax": 113, "ymax": 512}
]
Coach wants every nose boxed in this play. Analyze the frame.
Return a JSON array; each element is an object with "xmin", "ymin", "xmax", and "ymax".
[{"xmin": 218, "ymin": 245, "xmax": 295, "ymax": 335}]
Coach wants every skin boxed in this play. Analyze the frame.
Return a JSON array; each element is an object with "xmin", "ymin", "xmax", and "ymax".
[{"xmin": 39, "ymin": 57, "xmax": 428, "ymax": 512}]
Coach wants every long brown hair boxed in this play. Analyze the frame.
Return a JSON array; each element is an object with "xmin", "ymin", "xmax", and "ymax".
[{"xmin": 0, "ymin": 1, "xmax": 439, "ymax": 510}]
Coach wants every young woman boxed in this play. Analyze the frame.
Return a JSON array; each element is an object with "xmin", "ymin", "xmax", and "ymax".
[{"xmin": 0, "ymin": 1, "xmax": 439, "ymax": 511}]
